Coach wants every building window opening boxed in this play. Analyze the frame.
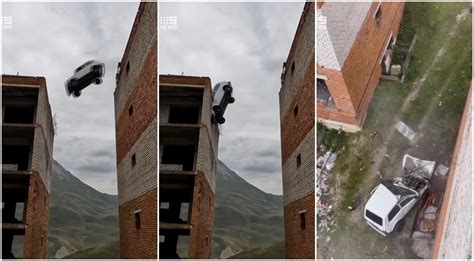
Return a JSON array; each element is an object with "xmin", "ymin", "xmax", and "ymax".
[
  {"xmin": 375, "ymin": 5, "xmax": 382, "ymax": 24},
  {"xmin": 296, "ymin": 154, "xmax": 302, "ymax": 168},
  {"xmin": 168, "ymin": 106, "xmax": 200, "ymax": 124},
  {"xmin": 300, "ymin": 211, "xmax": 307, "ymax": 230},
  {"xmin": 128, "ymin": 104, "xmax": 133, "ymax": 117},
  {"xmin": 291, "ymin": 61, "xmax": 296, "ymax": 76},
  {"xmin": 126, "ymin": 61, "xmax": 130, "ymax": 74},
  {"xmin": 317, "ymin": 78, "xmax": 336, "ymax": 108},
  {"xmin": 3, "ymin": 105, "xmax": 36, "ymax": 124},
  {"xmin": 131, "ymin": 154, "xmax": 137, "ymax": 167},
  {"xmin": 3, "ymin": 145, "xmax": 31, "ymax": 171},
  {"xmin": 134, "ymin": 210, "xmax": 141, "ymax": 230},
  {"xmin": 161, "ymin": 145, "xmax": 196, "ymax": 171},
  {"xmin": 293, "ymin": 104, "xmax": 299, "ymax": 117}
]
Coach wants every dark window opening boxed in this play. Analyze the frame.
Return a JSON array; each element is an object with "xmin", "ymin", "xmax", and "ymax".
[
  {"xmin": 168, "ymin": 106, "xmax": 200, "ymax": 124},
  {"xmin": 3, "ymin": 145, "xmax": 31, "ymax": 171},
  {"xmin": 291, "ymin": 61, "xmax": 296, "ymax": 76},
  {"xmin": 375, "ymin": 5, "xmax": 382, "ymax": 24},
  {"xmin": 293, "ymin": 104, "xmax": 299, "ymax": 117},
  {"xmin": 131, "ymin": 154, "xmax": 137, "ymax": 167},
  {"xmin": 128, "ymin": 104, "xmax": 133, "ymax": 117},
  {"xmin": 366, "ymin": 209, "xmax": 383, "ymax": 225},
  {"xmin": 126, "ymin": 61, "xmax": 130, "ymax": 74},
  {"xmin": 300, "ymin": 211, "xmax": 306, "ymax": 230},
  {"xmin": 160, "ymin": 201, "xmax": 189, "ymax": 224},
  {"xmin": 135, "ymin": 211, "xmax": 141, "ymax": 230},
  {"xmin": 388, "ymin": 205, "xmax": 400, "ymax": 221},
  {"xmin": 206, "ymin": 235, "xmax": 209, "ymax": 246},
  {"xmin": 2, "ymin": 202, "xmax": 25, "ymax": 223},
  {"xmin": 296, "ymin": 154, "xmax": 302, "ymax": 168},
  {"xmin": 161, "ymin": 145, "xmax": 196, "ymax": 171},
  {"xmin": 317, "ymin": 78, "xmax": 336, "ymax": 108},
  {"xmin": 3, "ymin": 106, "xmax": 35, "ymax": 124},
  {"xmin": 3, "ymin": 234, "xmax": 24, "ymax": 259}
]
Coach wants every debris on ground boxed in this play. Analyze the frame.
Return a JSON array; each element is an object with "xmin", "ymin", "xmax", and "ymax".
[
  {"xmin": 395, "ymin": 121, "xmax": 417, "ymax": 141},
  {"xmin": 412, "ymin": 193, "xmax": 439, "ymax": 258},
  {"xmin": 434, "ymin": 164, "xmax": 449, "ymax": 176},
  {"xmin": 402, "ymin": 154, "xmax": 436, "ymax": 179},
  {"xmin": 412, "ymin": 231, "xmax": 434, "ymax": 259}
]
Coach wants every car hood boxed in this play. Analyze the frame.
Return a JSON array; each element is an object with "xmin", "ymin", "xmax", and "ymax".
[{"xmin": 365, "ymin": 184, "xmax": 398, "ymax": 218}]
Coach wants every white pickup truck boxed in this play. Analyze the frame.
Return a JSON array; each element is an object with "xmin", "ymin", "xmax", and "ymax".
[{"xmin": 364, "ymin": 155, "xmax": 435, "ymax": 236}]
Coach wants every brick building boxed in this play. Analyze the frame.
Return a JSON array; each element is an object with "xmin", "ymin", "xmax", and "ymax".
[
  {"xmin": 279, "ymin": 3, "xmax": 315, "ymax": 258},
  {"xmin": 432, "ymin": 84, "xmax": 472, "ymax": 259},
  {"xmin": 113, "ymin": 2, "xmax": 157, "ymax": 258},
  {"xmin": 2, "ymin": 75, "xmax": 54, "ymax": 258},
  {"xmin": 159, "ymin": 75, "xmax": 219, "ymax": 259},
  {"xmin": 317, "ymin": 2, "xmax": 405, "ymax": 132}
]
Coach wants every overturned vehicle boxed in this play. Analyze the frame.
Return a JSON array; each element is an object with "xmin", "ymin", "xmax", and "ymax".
[{"xmin": 364, "ymin": 155, "xmax": 435, "ymax": 236}]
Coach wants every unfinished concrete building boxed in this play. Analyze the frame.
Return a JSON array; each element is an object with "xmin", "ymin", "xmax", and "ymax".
[
  {"xmin": 2, "ymin": 75, "xmax": 54, "ymax": 258},
  {"xmin": 317, "ymin": 2, "xmax": 404, "ymax": 132},
  {"xmin": 279, "ymin": 2, "xmax": 315, "ymax": 259},
  {"xmin": 432, "ymin": 85, "xmax": 472, "ymax": 259},
  {"xmin": 113, "ymin": 2, "xmax": 157, "ymax": 258},
  {"xmin": 159, "ymin": 75, "xmax": 219, "ymax": 259}
]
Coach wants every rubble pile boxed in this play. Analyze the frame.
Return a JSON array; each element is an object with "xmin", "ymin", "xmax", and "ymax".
[
  {"xmin": 317, "ymin": 144, "xmax": 338, "ymax": 236},
  {"xmin": 411, "ymin": 194, "xmax": 440, "ymax": 258}
]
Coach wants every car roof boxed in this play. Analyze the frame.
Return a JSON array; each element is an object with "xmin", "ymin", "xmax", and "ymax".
[{"xmin": 365, "ymin": 183, "xmax": 398, "ymax": 218}]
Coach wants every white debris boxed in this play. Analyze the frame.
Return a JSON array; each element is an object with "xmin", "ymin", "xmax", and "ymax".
[
  {"xmin": 325, "ymin": 153, "xmax": 338, "ymax": 171},
  {"xmin": 402, "ymin": 154, "xmax": 436, "ymax": 179},
  {"xmin": 434, "ymin": 164, "xmax": 449, "ymax": 176},
  {"xmin": 395, "ymin": 121, "xmax": 417, "ymax": 141}
]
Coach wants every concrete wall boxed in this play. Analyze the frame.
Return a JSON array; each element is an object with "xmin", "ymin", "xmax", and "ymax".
[{"xmin": 433, "ymin": 88, "xmax": 472, "ymax": 259}]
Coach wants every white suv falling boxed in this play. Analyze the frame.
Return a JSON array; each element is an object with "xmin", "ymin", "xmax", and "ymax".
[{"xmin": 364, "ymin": 155, "xmax": 434, "ymax": 236}]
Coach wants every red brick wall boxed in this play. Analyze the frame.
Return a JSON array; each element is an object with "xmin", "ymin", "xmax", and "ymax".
[
  {"xmin": 284, "ymin": 192, "xmax": 315, "ymax": 259},
  {"xmin": 188, "ymin": 172, "xmax": 214, "ymax": 258},
  {"xmin": 280, "ymin": 57, "xmax": 315, "ymax": 165},
  {"xmin": 23, "ymin": 171, "xmax": 49, "ymax": 258},
  {"xmin": 318, "ymin": 2, "xmax": 405, "ymax": 128},
  {"xmin": 115, "ymin": 41, "xmax": 157, "ymax": 164},
  {"xmin": 119, "ymin": 189, "xmax": 157, "ymax": 259}
]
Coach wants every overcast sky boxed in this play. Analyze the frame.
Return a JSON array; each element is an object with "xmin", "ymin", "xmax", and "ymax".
[
  {"xmin": 2, "ymin": 2, "xmax": 139, "ymax": 195},
  {"xmin": 160, "ymin": 2, "xmax": 304, "ymax": 195}
]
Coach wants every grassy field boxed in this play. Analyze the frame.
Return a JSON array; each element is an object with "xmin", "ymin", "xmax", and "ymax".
[{"xmin": 318, "ymin": 2, "xmax": 471, "ymax": 258}]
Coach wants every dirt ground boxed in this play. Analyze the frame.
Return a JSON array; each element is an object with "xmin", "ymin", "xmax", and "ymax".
[{"xmin": 317, "ymin": 2, "xmax": 471, "ymax": 259}]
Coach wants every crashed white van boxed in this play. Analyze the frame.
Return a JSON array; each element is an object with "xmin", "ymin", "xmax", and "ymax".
[{"xmin": 364, "ymin": 155, "xmax": 435, "ymax": 236}]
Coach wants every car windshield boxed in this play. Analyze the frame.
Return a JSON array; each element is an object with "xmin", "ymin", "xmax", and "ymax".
[
  {"xmin": 381, "ymin": 180, "xmax": 415, "ymax": 197},
  {"xmin": 366, "ymin": 209, "xmax": 383, "ymax": 226}
]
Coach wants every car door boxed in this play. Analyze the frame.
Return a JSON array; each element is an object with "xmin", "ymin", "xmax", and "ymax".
[{"xmin": 399, "ymin": 196, "xmax": 417, "ymax": 216}]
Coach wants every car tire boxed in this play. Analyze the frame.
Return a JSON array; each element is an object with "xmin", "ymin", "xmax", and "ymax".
[
  {"xmin": 228, "ymin": 97, "xmax": 235, "ymax": 103},
  {"xmin": 70, "ymin": 79, "xmax": 79, "ymax": 87},
  {"xmin": 394, "ymin": 219, "xmax": 405, "ymax": 233},
  {"xmin": 217, "ymin": 117, "xmax": 225, "ymax": 124},
  {"xmin": 72, "ymin": 90, "xmax": 81, "ymax": 98},
  {"xmin": 94, "ymin": 78, "xmax": 103, "ymax": 85},
  {"xmin": 223, "ymin": 85, "xmax": 232, "ymax": 93}
]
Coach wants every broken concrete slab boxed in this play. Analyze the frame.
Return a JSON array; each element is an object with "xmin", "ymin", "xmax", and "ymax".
[
  {"xmin": 325, "ymin": 153, "xmax": 337, "ymax": 171},
  {"xmin": 395, "ymin": 121, "xmax": 417, "ymax": 141},
  {"xmin": 391, "ymin": 64, "xmax": 402, "ymax": 77},
  {"xmin": 434, "ymin": 164, "xmax": 449, "ymax": 176}
]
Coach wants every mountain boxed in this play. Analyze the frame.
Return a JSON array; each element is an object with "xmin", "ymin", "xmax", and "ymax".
[
  {"xmin": 47, "ymin": 160, "xmax": 119, "ymax": 258},
  {"xmin": 213, "ymin": 160, "xmax": 285, "ymax": 258},
  {"xmin": 44, "ymin": 159, "xmax": 283, "ymax": 258}
]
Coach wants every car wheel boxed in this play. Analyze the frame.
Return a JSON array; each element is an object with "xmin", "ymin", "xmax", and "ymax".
[
  {"xmin": 70, "ymin": 79, "xmax": 79, "ymax": 87},
  {"xmin": 72, "ymin": 90, "xmax": 81, "ymax": 98},
  {"xmin": 228, "ymin": 97, "xmax": 235, "ymax": 103},
  {"xmin": 217, "ymin": 117, "xmax": 225, "ymax": 124},
  {"xmin": 223, "ymin": 85, "xmax": 232, "ymax": 93},
  {"xmin": 94, "ymin": 78, "xmax": 102, "ymax": 85},
  {"xmin": 394, "ymin": 219, "xmax": 405, "ymax": 233}
]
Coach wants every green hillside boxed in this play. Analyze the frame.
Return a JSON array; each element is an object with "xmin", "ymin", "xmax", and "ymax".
[{"xmin": 47, "ymin": 160, "xmax": 119, "ymax": 258}]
